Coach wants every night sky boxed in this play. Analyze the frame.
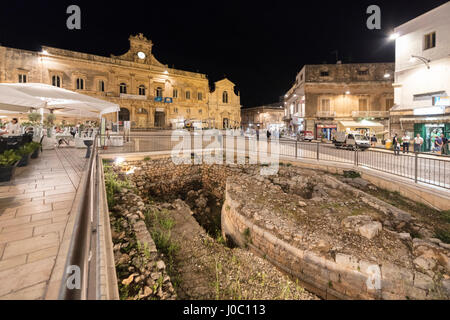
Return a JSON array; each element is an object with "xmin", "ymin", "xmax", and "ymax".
[{"xmin": 0, "ymin": 0, "xmax": 448, "ymax": 107}]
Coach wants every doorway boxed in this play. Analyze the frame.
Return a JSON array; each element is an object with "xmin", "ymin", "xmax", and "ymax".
[
  {"xmin": 118, "ymin": 108, "xmax": 130, "ymax": 124},
  {"xmin": 154, "ymin": 111, "xmax": 166, "ymax": 128}
]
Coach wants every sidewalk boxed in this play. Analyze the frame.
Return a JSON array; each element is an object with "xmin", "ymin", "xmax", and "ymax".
[{"xmin": 0, "ymin": 147, "xmax": 87, "ymax": 299}]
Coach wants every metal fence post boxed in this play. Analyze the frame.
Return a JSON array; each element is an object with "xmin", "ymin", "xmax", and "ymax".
[
  {"xmin": 355, "ymin": 148, "xmax": 358, "ymax": 167},
  {"xmin": 317, "ymin": 142, "xmax": 320, "ymax": 161},
  {"xmin": 414, "ymin": 152, "xmax": 418, "ymax": 183},
  {"xmin": 295, "ymin": 140, "xmax": 298, "ymax": 158}
]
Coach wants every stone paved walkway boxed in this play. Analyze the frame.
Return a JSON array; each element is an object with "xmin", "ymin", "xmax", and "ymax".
[{"xmin": 0, "ymin": 147, "xmax": 87, "ymax": 299}]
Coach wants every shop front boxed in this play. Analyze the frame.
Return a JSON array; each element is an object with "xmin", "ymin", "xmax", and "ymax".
[
  {"xmin": 338, "ymin": 120, "xmax": 385, "ymax": 136},
  {"xmin": 316, "ymin": 123, "xmax": 337, "ymax": 141},
  {"xmin": 414, "ymin": 122, "xmax": 450, "ymax": 152}
]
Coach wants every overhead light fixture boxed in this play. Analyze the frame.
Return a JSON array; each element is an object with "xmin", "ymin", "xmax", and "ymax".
[
  {"xmin": 389, "ymin": 33, "xmax": 400, "ymax": 40},
  {"xmin": 345, "ymin": 91, "xmax": 351, "ymax": 95},
  {"xmin": 384, "ymin": 73, "xmax": 391, "ymax": 78}
]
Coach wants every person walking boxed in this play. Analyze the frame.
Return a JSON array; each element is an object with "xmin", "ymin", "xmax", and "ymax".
[
  {"xmin": 442, "ymin": 133, "xmax": 448, "ymax": 155},
  {"xmin": 402, "ymin": 132, "xmax": 410, "ymax": 154},
  {"xmin": 256, "ymin": 126, "xmax": 260, "ymax": 140},
  {"xmin": 413, "ymin": 134, "xmax": 424, "ymax": 153},
  {"xmin": 435, "ymin": 134, "xmax": 443, "ymax": 155},
  {"xmin": 370, "ymin": 134, "xmax": 377, "ymax": 148},
  {"xmin": 266, "ymin": 129, "xmax": 272, "ymax": 140},
  {"xmin": 393, "ymin": 133, "xmax": 400, "ymax": 156}
]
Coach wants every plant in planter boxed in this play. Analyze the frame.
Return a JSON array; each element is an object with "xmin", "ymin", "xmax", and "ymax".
[
  {"xmin": 16, "ymin": 143, "xmax": 35, "ymax": 167},
  {"xmin": 45, "ymin": 114, "xmax": 56, "ymax": 137},
  {"xmin": 28, "ymin": 112, "xmax": 42, "ymax": 124},
  {"xmin": 29, "ymin": 142, "xmax": 42, "ymax": 159},
  {"xmin": 0, "ymin": 150, "xmax": 21, "ymax": 182}
]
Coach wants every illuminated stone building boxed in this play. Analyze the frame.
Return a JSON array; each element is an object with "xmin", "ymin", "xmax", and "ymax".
[{"xmin": 0, "ymin": 34, "xmax": 241, "ymax": 129}]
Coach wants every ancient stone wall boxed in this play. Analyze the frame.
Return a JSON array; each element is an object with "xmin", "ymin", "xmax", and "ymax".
[{"xmin": 221, "ymin": 182, "xmax": 450, "ymax": 300}]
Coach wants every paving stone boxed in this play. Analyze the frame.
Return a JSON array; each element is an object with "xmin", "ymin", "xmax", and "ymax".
[
  {"xmin": 2, "ymin": 232, "xmax": 59, "ymax": 260},
  {"xmin": 0, "ymin": 228, "xmax": 33, "ymax": 244},
  {"xmin": 0, "ymin": 257, "xmax": 55, "ymax": 296},
  {"xmin": 0, "ymin": 281, "xmax": 47, "ymax": 300},
  {"xmin": 27, "ymin": 246, "xmax": 59, "ymax": 263},
  {"xmin": 0, "ymin": 255, "xmax": 27, "ymax": 272}
]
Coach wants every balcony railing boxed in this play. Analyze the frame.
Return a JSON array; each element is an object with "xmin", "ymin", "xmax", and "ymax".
[
  {"xmin": 316, "ymin": 111, "xmax": 336, "ymax": 118},
  {"xmin": 352, "ymin": 111, "xmax": 389, "ymax": 118}
]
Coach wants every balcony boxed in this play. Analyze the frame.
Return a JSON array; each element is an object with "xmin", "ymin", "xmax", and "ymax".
[
  {"xmin": 119, "ymin": 93, "xmax": 147, "ymax": 100},
  {"xmin": 316, "ymin": 111, "xmax": 336, "ymax": 118},
  {"xmin": 352, "ymin": 111, "xmax": 389, "ymax": 118}
]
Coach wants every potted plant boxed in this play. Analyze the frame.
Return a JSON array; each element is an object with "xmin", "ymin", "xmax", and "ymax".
[
  {"xmin": 16, "ymin": 143, "xmax": 35, "ymax": 167},
  {"xmin": 0, "ymin": 150, "xmax": 21, "ymax": 182},
  {"xmin": 29, "ymin": 142, "xmax": 42, "ymax": 159}
]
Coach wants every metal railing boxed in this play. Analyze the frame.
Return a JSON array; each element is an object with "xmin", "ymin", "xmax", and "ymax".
[
  {"xmin": 98, "ymin": 134, "xmax": 450, "ymax": 190},
  {"xmin": 59, "ymin": 136, "xmax": 99, "ymax": 300}
]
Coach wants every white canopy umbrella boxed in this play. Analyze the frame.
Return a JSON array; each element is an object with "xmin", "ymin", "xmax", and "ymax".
[
  {"xmin": 0, "ymin": 85, "xmax": 47, "ymax": 112},
  {"xmin": 0, "ymin": 83, "xmax": 120, "ymax": 116}
]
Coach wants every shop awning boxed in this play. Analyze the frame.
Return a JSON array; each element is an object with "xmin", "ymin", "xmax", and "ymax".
[
  {"xmin": 400, "ymin": 116, "xmax": 450, "ymax": 123},
  {"xmin": 339, "ymin": 120, "xmax": 384, "ymax": 128},
  {"xmin": 0, "ymin": 83, "xmax": 120, "ymax": 116},
  {"xmin": 0, "ymin": 85, "xmax": 47, "ymax": 112}
]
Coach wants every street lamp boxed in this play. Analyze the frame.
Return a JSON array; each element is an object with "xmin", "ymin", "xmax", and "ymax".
[
  {"xmin": 389, "ymin": 33, "xmax": 400, "ymax": 40},
  {"xmin": 410, "ymin": 55, "xmax": 431, "ymax": 69}
]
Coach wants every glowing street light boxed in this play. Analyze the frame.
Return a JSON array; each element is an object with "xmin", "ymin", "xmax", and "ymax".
[
  {"xmin": 41, "ymin": 49, "xmax": 48, "ymax": 55},
  {"xmin": 345, "ymin": 91, "xmax": 351, "ymax": 95},
  {"xmin": 384, "ymin": 73, "xmax": 391, "ymax": 78},
  {"xmin": 389, "ymin": 33, "xmax": 400, "ymax": 40}
]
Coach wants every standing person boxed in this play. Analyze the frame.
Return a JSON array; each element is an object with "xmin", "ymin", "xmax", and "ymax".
[
  {"xmin": 402, "ymin": 132, "xmax": 410, "ymax": 154},
  {"xmin": 413, "ymin": 134, "xmax": 424, "ymax": 153},
  {"xmin": 442, "ymin": 133, "xmax": 448, "ymax": 155},
  {"xmin": 266, "ymin": 129, "xmax": 272, "ymax": 140},
  {"xmin": 435, "ymin": 134, "xmax": 443, "ymax": 155},
  {"xmin": 256, "ymin": 126, "xmax": 260, "ymax": 140},
  {"xmin": 431, "ymin": 132, "xmax": 436, "ymax": 153},
  {"xmin": 370, "ymin": 134, "xmax": 377, "ymax": 148},
  {"xmin": 393, "ymin": 133, "xmax": 400, "ymax": 156},
  {"xmin": 5, "ymin": 118, "xmax": 21, "ymax": 135}
]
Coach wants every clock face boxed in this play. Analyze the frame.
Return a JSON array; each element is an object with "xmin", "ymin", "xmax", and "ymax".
[{"xmin": 137, "ymin": 52, "xmax": 146, "ymax": 60}]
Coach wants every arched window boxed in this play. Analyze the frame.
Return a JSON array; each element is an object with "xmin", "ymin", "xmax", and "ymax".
[
  {"xmin": 222, "ymin": 91, "xmax": 229, "ymax": 104},
  {"xmin": 156, "ymin": 87, "xmax": 163, "ymax": 97},
  {"xmin": 76, "ymin": 78, "xmax": 84, "ymax": 90},
  {"xmin": 98, "ymin": 80, "xmax": 105, "ymax": 92},
  {"xmin": 185, "ymin": 90, "xmax": 191, "ymax": 100},
  {"xmin": 138, "ymin": 85, "xmax": 146, "ymax": 96},
  {"xmin": 120, "ymin": 83, "xmax": 127, "ymax": 94},
  {"xmin": 52, "ymin": 75, "xmax": 61, "ymax": 88}
]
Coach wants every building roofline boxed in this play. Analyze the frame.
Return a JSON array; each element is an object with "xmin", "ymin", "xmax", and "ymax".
[{"xmin": 394, "ymin": 1, "xmax": 450, "ymax": 32}]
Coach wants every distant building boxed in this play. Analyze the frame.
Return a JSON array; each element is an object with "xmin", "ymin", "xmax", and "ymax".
[
  {"xmin": 283, "ymin": 62, "xmax": 394, "ymax": 140},
  {"xmin": 0, "ymin": 34, "xmax": 241, "ymax": 129},
  {"xmin": 390, "ymin": 2, "xmax": 450, "ymax": 151},
  {"xmin": 241, "ymin": 103, "xmax": 285, "ymax": 130}
]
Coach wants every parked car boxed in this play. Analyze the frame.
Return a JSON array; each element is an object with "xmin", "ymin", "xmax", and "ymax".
[
  {"xmin": 297, "ymin": 131, "xmax": 314, "ymax": 142},
  {"xmin": 333, "ymin": 132, "xmax": 371, "ymax": 150}
]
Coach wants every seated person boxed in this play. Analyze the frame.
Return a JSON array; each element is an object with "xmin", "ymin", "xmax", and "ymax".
[{"xmin": 4, "ymin": 118, "xmax": 21, "ymax": 135}]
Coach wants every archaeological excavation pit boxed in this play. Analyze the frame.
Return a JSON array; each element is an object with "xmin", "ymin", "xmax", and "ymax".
[{"xmin": 104, "ymin": 157, "xmax": 450, "ymax": 300}]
